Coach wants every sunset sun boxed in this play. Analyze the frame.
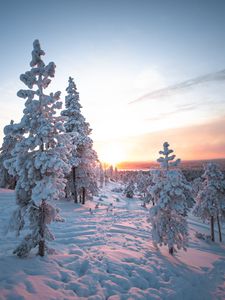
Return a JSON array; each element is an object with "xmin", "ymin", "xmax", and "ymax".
[{"xmin": 99, "ymin": 144, "xmax": 126, "ymax": 166}]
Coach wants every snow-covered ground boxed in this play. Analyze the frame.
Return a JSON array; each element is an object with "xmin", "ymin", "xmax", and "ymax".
[{"xmin": 0, "ymin": 182, "xmax": 224, "ymax": 300}]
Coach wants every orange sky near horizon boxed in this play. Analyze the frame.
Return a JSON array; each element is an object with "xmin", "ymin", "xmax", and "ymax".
[{"xmin": 94, "ymin": 115, "xmax": 225, "ymax": 165}]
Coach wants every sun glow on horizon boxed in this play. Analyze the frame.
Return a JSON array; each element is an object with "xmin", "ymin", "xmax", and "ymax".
[{"xmin": 98, "ymin": 144, "xmax": 126, "ymax": 167}]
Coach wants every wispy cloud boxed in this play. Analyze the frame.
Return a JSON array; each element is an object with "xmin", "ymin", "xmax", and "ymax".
[
  {"xmin": 130, "ymin": 69, "xmax": 225, "ymax": 104},
  {"xmin": 146, "ymin": 104, "xmax": 196, "ymax": 121}
]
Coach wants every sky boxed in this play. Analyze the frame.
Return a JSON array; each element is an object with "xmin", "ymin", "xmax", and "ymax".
[{"xmin": 0, "ymin": 0, "xmax": 225, "ymax": 164}]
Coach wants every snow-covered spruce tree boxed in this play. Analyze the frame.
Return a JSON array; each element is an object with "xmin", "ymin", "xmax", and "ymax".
[
  {"xmin": 149, "ymin": 142, "xmax": 194, "ymax": 255},
  {"xmin": 99, "ymin": 163, "xmax": 104, "ymax": 188},
  {"xmin": 104, "ymin": 169, "xmax": 109, "ymax": 185},
  {"xmin": 61, "ymin": 77, "xmax": 98, "ymax": 204},
  {"xmin": 0, "ymin": 120, "xmax": 18, "ymax": 189},
  {"xmin": 114, "ymin": 166, "xmax": 118, "ymax": 181},
  {"xmin": 4, "ymin": 40, "xmax": 71, "ymax": 257},
  {"xmin": 192, "ymin": 176, "xmax": 203, "ymax": 198},
  {"xmin": 193, "ymin": 163, "xmax": 225, "ymax": 242},
  {"xmin": 60, "ymin": 77, "xmax": 80, "ymax": 202},
  {"xmin": 124, "ymin": 180, "xmax": 135, "ymax": 198},
  {"xmin": 76, "ymin": 146, "xmax": 98, "ymax": 204},
  {"xmin": 108, "ymin": 165, "xmax": 114, "ymax": 180},
  {"xmin": 136, "ymin": 171, "xmax": 153, "ymax": 203}
]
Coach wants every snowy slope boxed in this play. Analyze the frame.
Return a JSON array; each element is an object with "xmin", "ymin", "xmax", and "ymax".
[{"xmin": 0, "ymin": 183, "xmax": 225, "ymax": 300}]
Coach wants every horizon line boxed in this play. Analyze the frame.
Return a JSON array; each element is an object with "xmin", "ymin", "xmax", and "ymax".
[{"xmin": 115, "ymin": 158, "xmax": 225, "ymax": 170}]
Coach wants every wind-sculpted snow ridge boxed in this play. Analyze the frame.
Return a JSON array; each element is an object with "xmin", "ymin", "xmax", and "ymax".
[{"xmin": 0, "ymin": 183, "xmax": 225, "ymax": 300}]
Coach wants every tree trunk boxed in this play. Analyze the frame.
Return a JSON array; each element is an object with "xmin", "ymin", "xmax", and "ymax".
[
  {"xmin": 38, "ymin": 240, "xmax": 45, "ymax": 257},
  {"xmin": 169, "ymin": 247, "xmax": 174, "ymax": 255},
  {"xmin": 38, "ymin": 200, "xmax": 45, "ymax": 256},
  {"xmin": 217, "ymin": 215, "xmax": 222, "ymax": 242},
  {"xmin": 211, "ymin": 216, "xmax": 215, "ymax": 242},
  {"xmin": 65, "ymin": 185, "xmax": 67, "ymax": 198},
  {"xmin": 38, "ymin": 87, "xmax": 45, "ymax": 257},
  {"xmin": 82, "ymin": 187, "xmax": 86, "ymax": 205},
  {"xmin": 72, "ymin": 167, "xmax": 78, "ymax": 203},
  {"xmin": 40, "ymin": 143, "xmax": 44, "ymax": 152}
]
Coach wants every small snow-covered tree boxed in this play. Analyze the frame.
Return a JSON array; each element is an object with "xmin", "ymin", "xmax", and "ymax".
[
  {"xmin": 121, "ymin": 171, "xmax": 137, "ymax": 185},
  {"xmin": 61, "ymin": 77, "xmax": 98, "ymax": 204},
  {"xmin": 192, "ymin": 176, "xmax": 203, "ymax": 198},
  {"xmin": 0, "ymin": 120, "xmax": 18, "ymax": 189},
  {"xmin": 193, "ymin": 163, "xmax": 225, "ymax": 242},
  {"xmin": 76, "ymin": 146, "xmax": 98, "ymax": 204},
  {"xmin": 104, "ymin": 169, "xmax": 109, "ymax": 185},
  {"xmin": 149, "ymin": 142, "xmax": 194, "ymax": 254},
  {"xmin": 114, "ymin": 166, "xmax": 118, "ymax": 181},
  {"xmin": 124, "ymin": 180, "xmax": 135, "ymax": 198},
  {"xmin": 5, "ymin": 40, "xmax": 71, "ymax": 257},
  {"xmin": 99, "ymin": 163, "xmax": 104, "ymax": 188},
  {"xmin": 108, "ymin": 165, "xmax": 114, "ymax": 180},
  {"xmin": 136, "ymin": 171, "xmax": 152, "ymax": 203}
]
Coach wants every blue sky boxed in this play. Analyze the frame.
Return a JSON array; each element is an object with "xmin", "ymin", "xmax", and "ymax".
[{"xmin": 0, "ymin": 0, "xmax": 225, "ymax": 162}]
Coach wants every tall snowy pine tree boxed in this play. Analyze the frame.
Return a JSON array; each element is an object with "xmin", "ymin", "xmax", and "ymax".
[
  {"xmin": 193, "ymin": 163, "xmax": 225, "ymax": 242},
  {"xmin": 5, "ymin": 40, "xmax": 71, "ymax": 257},
  {"xmin": 61, "ymin": 77, "xmax": 98, "ymax": 204},
  {"xmin": 149, "ymin": 142, "xmax": 194, "ymax": 255}
]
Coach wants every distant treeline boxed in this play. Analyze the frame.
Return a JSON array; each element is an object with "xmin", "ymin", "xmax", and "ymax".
[{"xmin": 117, "ymin": 158, "xmax": 225, "ymax": 172}]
